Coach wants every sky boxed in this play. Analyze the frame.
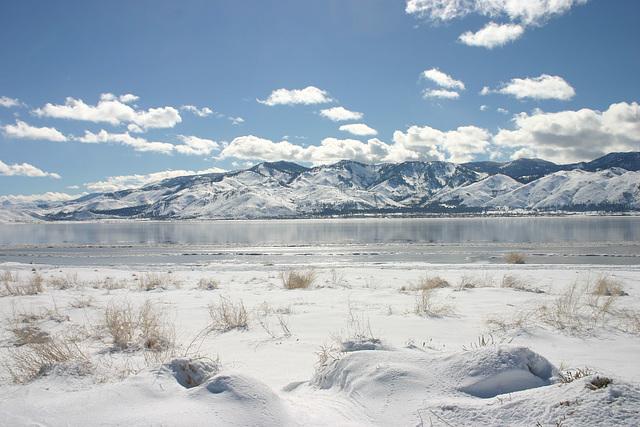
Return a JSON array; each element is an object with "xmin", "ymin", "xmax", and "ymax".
[{"xmin": 1, "ymin": 0, "xmax": 639, "ymax": 201}]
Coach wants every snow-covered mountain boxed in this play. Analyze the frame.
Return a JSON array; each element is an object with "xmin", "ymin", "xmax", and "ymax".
[{"xmin": 2, "ymin": 152, "xmax": 639, "ymax": 222}]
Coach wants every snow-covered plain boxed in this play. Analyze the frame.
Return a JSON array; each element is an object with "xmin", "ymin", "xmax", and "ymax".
[{"xmin": 1, "ymin": 247, "xmax": 639, "ymax": 426}]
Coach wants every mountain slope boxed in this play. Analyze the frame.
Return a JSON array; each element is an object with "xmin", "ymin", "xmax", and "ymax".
[{"xmin": 2, "ymin": 152, "xmax": 639, "ymax": 222}]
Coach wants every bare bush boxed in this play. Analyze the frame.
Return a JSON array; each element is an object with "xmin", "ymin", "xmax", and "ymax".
[
  {"xmin": 5, "ymin": 335, "xmax": 89, "ymax": 383},
  {"xmin": 505, "ymin": 251, "xmax": 525, "ymax": 264},
  {"xmin": 409, "ymin": 275, "xmax": 450, "ymax": 291},
  {"xmin": 1, "ymin": 270, "xmax": 43, "ymax": 296},
  {"xmin": 103, "ymin": 298, "xmax": 175, "ymax": 355},
  {"xmin": 138, "ymin": 272, "xmax": 177, "ymax": 291},
  {"xmin": 208, "ymin": 296, "xmax": 249, "ymax": 331},
  {"xmin": 196, "ymin": 278, "xmax": 219, "ymax": 290},
  {"xmin": 414, "ymin": 288, "xmax": 455, "ymax": 317},
  {"xmin": 281, "ymin": 269, "xmax": 316, "ymax": 290},
  {"xmin": 592, "ymin": 274, "xmax": 626, "ymax": 296}
]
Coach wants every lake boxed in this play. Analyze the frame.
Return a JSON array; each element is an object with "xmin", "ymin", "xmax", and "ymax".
[{"xmin": 1, "ymin": 216, "xmax": 639, "ymax": 267}]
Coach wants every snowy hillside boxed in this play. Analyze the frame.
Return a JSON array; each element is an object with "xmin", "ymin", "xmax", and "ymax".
[{"xmin": 1, "ymin": 152, "xmax": 639, "ymax": 221}]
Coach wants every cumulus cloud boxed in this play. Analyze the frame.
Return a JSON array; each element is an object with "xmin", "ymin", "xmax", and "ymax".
[
  {"xmin": 423, "ymin": 89, "xmax": 461, "ymax": 99},
  {"xmin": 493, "ymin": 102, "xmax": 640, "ymax": 163},
  {"xmin": 393, "ymin": 125, "xmax": 490, "ymax": 163},
  {"xmin": 174, "ymin": 135, "xmax": 220, "ymax": 156},
  {"xmin": 0, "ymin": 159, "xmax": 61, "ymax": 179},
  {"xmin": 339, "ymin": 123, "xmax": 378, "ymax": 136},
  {"xmin": 407, "ymin": 0, "xmax": 588, "ymax": 48},
  {"xmin": 497, "ymin": 74, "xmax": 575, "ymax": 100},
  {"xmin": 220, "ymin": 135, "xmax": 307, "ymax": 162},
  {"xmin": 258, "ymin": 86, "xmax": 334, "ymax": 106},
  {"xmin": 406, "ymin": 0, "xmax": 588, "ymax": 26},
  {"xmin": 84, "ymin": 167, "xmax": 226, "ymax": 193},
  {"xmin": 422, "ymin": 68, "xmax": 465, "ymax": 90},
  {"xmin": 3, "ymin": 120, "xmax": 67, "ymax": 142},
  {"xmin": 459, "ymin": 22, "xmax": 524, "ymax": 48},
  {"xmin": 180, "ymin": 105, "xmax": 214, "ymax": 117},
  {"xmin": 33, "ymin": 94, "xmax": 181, "ymax": 131},
  {"xmin": 319, "ymin": 106, "xmax": 364, "ymax": 122},
  {"xmin": 0, "ymin": 96, "xmax": 24, "ymax": 108},
  {"xmin": 76, "ymin": 130, "xmax": 175, "ymax": 154}
]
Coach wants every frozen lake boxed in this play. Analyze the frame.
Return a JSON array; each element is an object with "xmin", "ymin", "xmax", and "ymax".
[{"xmin": 1, "ymin": 216, "xmax": 639, "ymax": 266}]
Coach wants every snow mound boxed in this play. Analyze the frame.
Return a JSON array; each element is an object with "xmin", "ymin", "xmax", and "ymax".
[{"xmin": 169, "ymin": 357, "xmax": 218, "ymax": 388}]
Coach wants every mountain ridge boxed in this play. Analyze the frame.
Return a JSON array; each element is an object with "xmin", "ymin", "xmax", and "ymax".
[{"xmin": 2, "ymin": 152, "xmax": 639, "ymax": 222}]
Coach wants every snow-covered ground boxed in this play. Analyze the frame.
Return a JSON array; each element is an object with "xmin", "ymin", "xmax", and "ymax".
[{"xmin": 1, "ymin": 255, "xmax": 639, "ymax": 426}]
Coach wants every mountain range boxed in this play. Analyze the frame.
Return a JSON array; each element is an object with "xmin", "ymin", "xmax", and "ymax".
[{"xmin": 2, "ymin": 152, "xmax": 639, "ymax": 222}]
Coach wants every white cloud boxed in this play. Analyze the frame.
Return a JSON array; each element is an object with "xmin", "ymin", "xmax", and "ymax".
[
  {"xmin": 339, "ymin": 123, "xmax": 378, "ymax": 136},
  {"xmin": 76, "ymin": 130, "xmax": 175, "ymax": 154},
  {"xmin": 230, "ymin": 116, "xmax": 244, "ymax": 125},
  {"xmin": 497, "ymin": 74, "xmax": 575, "ymax": 100},
  {"xmin": 258, "ymin": 86, "xmax": 334, "ymax": 106},
  {"xmin": 119, "ymin": 94, "xmax": 139, "ymax": 104},
  {"xmin": 84, "ymin": 167, "xmax": 226, "ymax": 193},
  {"xmin": 480, "ymin": 105, "xmax": 488, "ymax": 111},
  {"xmin": 480, "ymin": 86, "xmax": 491, "ymax": 95},
  {"xmin": 423, "ymin": 89, "xmax": 461, "ymax": 99},
  {"xmin": 406, "ymin": 0, "xmax": 589, "ymax": 26},
  {"xmin": 497, "ymin": 107, "xmax": 509, "ymax": 114},
  {"xmin": 422, "ymin": 68, "xmax": 465, "ymax": 90},
  {"xmin": 0, "ymin": 159, "xmax": 61, "ymax": 178},
  {"xmin": 0, "ymin": 96, "xmax": 24, "ymax": 108},
  {"xmin": 319, "ymin": 106, "xmax": 364, "ymax": 122},
  {"xmin": 0, "ymin": 192, "xmax": 81, "ymax": 204},
  {"xmin": 493, "ymin": 102, "xmax": 640, "ymax": 163},
  {"xmin": 220, "ymin": 135, "xmax": 307, "ymax": 161},
  {"xmin": 180, "ymin": 105, "xmax": 214, "ymax": 117},
  {"xmin": 175, "ymin": 135, "xmax": 220, "ymax": 156},
  {"xmin": 3, "ymin": 120, "xmax": 67, "ymax": 142},
  {"xmin": 459, "ymin": 22, "xmax": 524, "ymax": 48},
  {"xmin": 393, "ymin": 125, "xmax": 490, "ymax": 163},
  {"xmin": 34, "ymin": 94, "xmax": 181, "ymax": 131}
]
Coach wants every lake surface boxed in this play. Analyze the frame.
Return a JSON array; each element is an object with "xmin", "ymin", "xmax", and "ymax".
[{"xmin": 1, "ymin": 216, "xmax": 639, "ymax": 267}]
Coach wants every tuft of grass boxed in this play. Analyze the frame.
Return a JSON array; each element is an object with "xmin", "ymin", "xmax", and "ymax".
[
  {"xmin": 281, "ymin": 268, "xmax": 316, "ymax": 290},
  {"xmin": 103, "ymin": 298, "xmax": 175, "ymax": 356},
  {"xmin": 4, "ymin": 334, "xmax": 89, "ymax": 383},
  {"xmin": 592, "ymin": 274, "xmax": 626, "ymax": 296},
  {"xmin": 409, "ymin": 275, "xmax": 451, "ymax": 291},
  {"xmin": 208, "ymin": 295, "xmax": 249, "ymax": 331},
  {"xmin": 414, "ymin": 288, "xmax": 455, "ymax": 317},
  {"xmin": 196, "ymin": 277, "xmax": 219, "ymax": 290},
  {"xmin": 1, "ymin": 270, "xmax": 44, "ymax": 296},
  {"xmin": 505, "ymin": 251, "xmax": 525, "ymax": 264},
  {"xmin": 138, "ymin": 272, "xmax": 177, "ymax": 291}
]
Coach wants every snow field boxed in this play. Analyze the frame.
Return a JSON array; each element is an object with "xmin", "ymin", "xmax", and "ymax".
[{"xmin": 0, "ymin": 261, "xmax": 639, "ymax": 425}]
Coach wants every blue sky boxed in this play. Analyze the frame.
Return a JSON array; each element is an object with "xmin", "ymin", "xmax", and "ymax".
[{"xmin": 1, "ymin": 0, "xmax": 639, "ymax": 201}]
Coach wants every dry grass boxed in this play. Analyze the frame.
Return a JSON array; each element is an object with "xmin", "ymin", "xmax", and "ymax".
[
  {"xmin": 281, "ymin": 269, "xmax": 316, "ymax": 290},
  {"xmin": 592, "ymin": 274, "xmax": 626, "ymax": 296},
  {"xmin": 208, "ymin": 295, "xmax": 249, "ymax": 331},
  {"xmin": 4, "ymin": 334, "xmax": 89, "ymax": 383},
  {"xmin": 138, "ymin": 272, "xmax": 178, "ymax": 291},
  {"xmin": 1, "ymin": 270, "xmax": 44, "ymax": 296},
  {"xmin": 505, "ymin": 251, "xmax": 526, "ymax": 264},
  {"xmin": 103, "ymin": 298, "xmax": 175, "ymax": 356},
  {"xmin": 257, "ymin": 303, "xmax": 291, "ymax": 338},
  {"xmin": 196, "ymin": 277, "xmax": 219, "ymax": 290},
  {"xmin": 414, "ymin": 288, "xmax": 455, "ymax": 317},
  {"xmin": 406, "ymin": 275, "xmax": 450, "ymax": 291}
]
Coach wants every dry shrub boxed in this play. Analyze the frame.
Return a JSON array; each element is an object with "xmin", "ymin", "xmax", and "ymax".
[
  {"xmin": 1, "ymin": 270, "xmax": 44, "ymax": 296},
  {"xmin": 208, "ymin": 295, "xmax": 249, "ymax": 331},
  {"xmin": 415, "ymin": 288, "xmax": 455, "ymax": 317},
  {"xmin": 410, "ymin": 275, "xmax": 450, "ymax": 291},
  {"xmin": 49, "ymin": 272, "xmax": 79, "ymax": 290},
  {"xmin": 281, "ymin": 269, "xmax": 316, "ymax": 290},
  {"xmin": 5, "ymin": 335, "xmax": 89, "ymax": 383},
  {"xmin": 104, "ymin": 298, "xmax": 175, "ymax": 355},
  {"xmin": 138, "ymin": 272, "xmax": 177, "ymax": 291},
  {"xmin": 196, "ymin": 277, "xmax": 219, "ymax": 290},
  {"xmin": 501, "ymin": 274, "xmax": 542, "ymax": 293},
  {"xmin": 505, "ymin": 251, "xmax": 525, "ymax": 264},
  {"xmin": 257, "ymin": 303, "xmax": 291, "ymax": 338},
  {"xmin": 592, "ymin": 274, "xmax": 626, "ymax": 296}
]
